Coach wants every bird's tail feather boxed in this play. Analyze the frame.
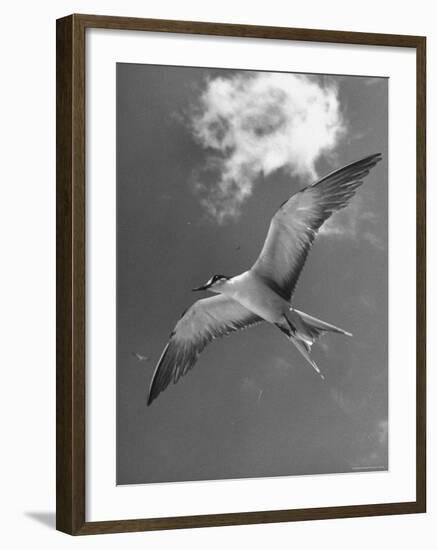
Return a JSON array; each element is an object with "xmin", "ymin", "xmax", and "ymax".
[
  {"xmin": 276, "ymin": 309, "xmax": 352, "ymax": 380},
  {"xmin": 289, "ymin": 333, "xmax": 325, "ymax": 380},
  {"xmin": 275, "ymin": 315, "xmax": 325, "ymax": 379},
  {"xmin": 289, "ymin": 308, "xmax": 352, "ymax": 341}
]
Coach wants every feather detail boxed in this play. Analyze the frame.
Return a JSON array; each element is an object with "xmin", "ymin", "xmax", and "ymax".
[
  {"xmin": 252, "ymin": 153, "xmax": 382, "ymax": 299},
  {"xmin": 147, "ymin": 295, "xmax": 261, "ymax": 405}
]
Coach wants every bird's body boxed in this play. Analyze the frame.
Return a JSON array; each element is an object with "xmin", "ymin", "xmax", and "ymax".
[
  {"xmin": 220, "ymin": 270, "xmax": 289, "ymax": 323},
  {"xmin": 147, "ymin": 153, "xmax": 382, "ymax": 405}
]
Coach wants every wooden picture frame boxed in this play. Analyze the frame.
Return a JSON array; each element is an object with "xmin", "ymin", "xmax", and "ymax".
[{"xmin": 56, "ymin": 13, "xmax": 426, "ymax": 535}]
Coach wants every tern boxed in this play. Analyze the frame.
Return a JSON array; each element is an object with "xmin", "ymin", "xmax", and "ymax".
[
  {"xmin": 147, "ymin": 153, "xmax": 382, "ymax": 405},
  {"xmin": 132, "ymin": 352, "xmax": 149, "ymax": 362}
]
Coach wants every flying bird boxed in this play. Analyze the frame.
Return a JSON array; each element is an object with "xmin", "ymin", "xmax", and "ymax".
[
  {"xmin": 147, "ymin": 153, "xmax": 382, "ymax": 405},
  {"xmin": 132, "ymin": 352, "xmax": 149, "ymax": 362}
]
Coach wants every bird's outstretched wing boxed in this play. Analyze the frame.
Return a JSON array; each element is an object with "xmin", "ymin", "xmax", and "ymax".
[
  {"xmin": 252, "ymin": 153, "xmax": 382, "ymax": 300},
  {"xmin": 147, "ymin": 295, "xmax": 261, "ymax": 405}
]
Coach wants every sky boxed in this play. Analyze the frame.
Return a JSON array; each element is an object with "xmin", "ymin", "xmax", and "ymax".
[{"xmin": 116, "ymin": 63, "xmax": 388, "ymax": 485}]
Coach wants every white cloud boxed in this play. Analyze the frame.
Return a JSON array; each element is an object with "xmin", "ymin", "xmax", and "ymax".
[
  {"xmin": 330, "ymin": 386, "xmax": 388, "ymax": 469},
  {"xmin": 270, "ymin": 356, "xmax": 297, "ymax": 377},
  {"xmin": 319, "ymin": 198, "xmax": 385, "ymax": 249},
  {"xmin": 190, "ymin": 72, "xmax": 345, "ymax": 222},
  {"xmin": 376, "ymin": 419, "xmax": 388, "ymax": 445},
  {"xmin": 351, "ymin": 418, "xmax": 388, "ymax": 470}
]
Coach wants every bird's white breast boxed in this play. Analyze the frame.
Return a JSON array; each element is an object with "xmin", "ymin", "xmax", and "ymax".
[{"xmin": 224, "ymin": 271, "xmax": 289, "ymax": 323}]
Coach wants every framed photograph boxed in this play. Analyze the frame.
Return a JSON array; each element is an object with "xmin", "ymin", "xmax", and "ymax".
[{"xmin": 56, "ymin": 14, "xmax": 426, "ymax": 535}]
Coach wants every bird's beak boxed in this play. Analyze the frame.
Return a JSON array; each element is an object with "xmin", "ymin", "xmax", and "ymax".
[{"xmin": 192, "ymin": 284, "xmax": 208, "ymax": 292}]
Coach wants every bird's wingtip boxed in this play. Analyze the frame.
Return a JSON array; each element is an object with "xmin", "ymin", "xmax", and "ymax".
[
  {"xmin": 367, "ymin": 152, "xmax": 383, "ymax": 165},
  {"xmin": 146, "ymin": 385, "xmax": 158, "ymax": 406},
  {"xmin": 366, "ymin": 152, "xmax": 382, "ymax": 160}
]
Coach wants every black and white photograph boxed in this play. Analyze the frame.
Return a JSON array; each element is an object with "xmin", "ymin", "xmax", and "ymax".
[
  {"xmin": 0, "ymin": 0, "xmax": 431, "ymax": 544},
  {"xmin": 116, "ymin": 63, "xmax": 388, "ymax": 486}
]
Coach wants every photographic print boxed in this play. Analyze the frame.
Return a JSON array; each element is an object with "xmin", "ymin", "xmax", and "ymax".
[{"xmin": 116, "ymin": 63, "xmax": 388, "ymax": 485}]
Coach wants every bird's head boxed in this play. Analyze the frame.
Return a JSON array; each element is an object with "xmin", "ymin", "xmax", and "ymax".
[{"xmin": 192, "ymin": 274, "xmax": 230, "ymax": 294}]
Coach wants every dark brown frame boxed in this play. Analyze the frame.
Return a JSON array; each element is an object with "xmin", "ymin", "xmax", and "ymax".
[{"xmin": 56, "ymin": 13, "xmax": 426, "ymax": 535}]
